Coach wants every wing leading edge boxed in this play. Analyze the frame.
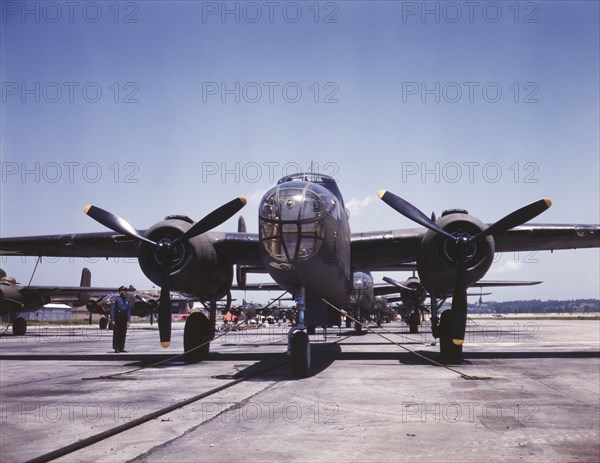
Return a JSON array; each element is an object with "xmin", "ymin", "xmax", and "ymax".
[{"xmin": 1, "ymin": 224, "xmax": 598, "ymax": 269}]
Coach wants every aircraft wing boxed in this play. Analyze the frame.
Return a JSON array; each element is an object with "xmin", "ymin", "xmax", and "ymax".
[
  {"xmin": 231, "ymin": 283, "xmax": 283, "ymax": 291},
  {"xmin": 471, "ymin": 280, "xmax": 542, "ymax": 287},
  {"xmin": 0, "ymin": 232, "xmax": 139, "ymax": 258},
  {"xmin": 0, "ymin": 285, "xmax": 121, "ymax": 314},
  {"xmin": 1, "ymin": 224, "xmax": 598, "ymax": 268},
  {"xmin": 350, "ymin": 224, "xmax": 599, "ymax": 271},
  {"xmin": 0, "ymin": 231, "xmax": 264, "ymax": 266},
  {"xmin": 350, "ymin": 228, "xmax": 424, "ymax": 271},
  {"xmin": 19, "ymin": 285, "xmax": 119, "ymax": 304}
]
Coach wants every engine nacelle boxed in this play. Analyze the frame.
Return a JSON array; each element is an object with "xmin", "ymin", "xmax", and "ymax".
[
  {"xmin": 400, "ymin": 276, "xmax": 427, "ymax": 309},
  {"xmin": 417, "ymin": 210, "xmax": 495, "ymax": 295},
  {"xmin": 0, "ymin": 277, "xmax": 22, "ymax": 315},
  {"xmin": 137, "ymin": 216, "xmax": 232, "ymax": 299}
]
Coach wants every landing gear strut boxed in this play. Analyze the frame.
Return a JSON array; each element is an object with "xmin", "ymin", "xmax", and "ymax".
[
  {"xmin": 354, "ymin": 305, "xmax": 362, "ymax": 334},
  {"xmin": 439, "ymin": 310, "xmax": 463, "ymax": 363},
  {"xmin": 288, "ymin": 286, "xmax": 311, "ymax": 378}
]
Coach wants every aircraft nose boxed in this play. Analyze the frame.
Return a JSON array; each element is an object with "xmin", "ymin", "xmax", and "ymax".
[{"xmin": 259, "ymin": 183, "xmax": 328, "ymax": 265}]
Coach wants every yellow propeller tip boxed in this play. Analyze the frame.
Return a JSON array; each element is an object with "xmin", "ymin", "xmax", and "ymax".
[
  {"xmin": 239, "ymin": 196, "xmax": 248, "ymax": 205},
  {"xmin": 83, "ymin": 204, "xmax": 92, "ymax": 214},
  {"xmin": 452, "ymin": 339, "xmax": 464, "ymax": 346},
  {"xmin": 544, "ymin": 198, "xmax": 552, "ymax": 208},
  {"xmin": 377, "ymin": 189, "xmax": 387, "ymax": 199},
  {"xmin": 160, "ymin": 341, "xmax": 170, "ymax": 348}
]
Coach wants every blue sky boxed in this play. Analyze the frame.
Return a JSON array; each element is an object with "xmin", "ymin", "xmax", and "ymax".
[{"xmin": 1, "ymin": 0, "xmax": 598, "ymax": 302}]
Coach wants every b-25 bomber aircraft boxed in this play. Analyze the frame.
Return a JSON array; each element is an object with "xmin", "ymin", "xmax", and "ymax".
[
  {"xmin": 1, "ymin": 173, "xmax": 598, "ymax": 377},
  {"xmin": 380, "ymin": 275, "xmax": 543, "ymax": 334},
  {"xmin": 0, "ymin": 267, "xmax": 119, "ymax": 335}
]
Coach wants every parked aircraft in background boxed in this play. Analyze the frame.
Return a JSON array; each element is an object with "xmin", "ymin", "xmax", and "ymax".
[
  {"xmin": 84, "ymin": 287, "xmax": 194, "ymax": 329},
  {"xmin": 381, "ymin": 275, "xmax": 542, "ymax": 334},
  {"xmin": 0, "ymin": 267, "xmax": 116, "ymax": 335}
]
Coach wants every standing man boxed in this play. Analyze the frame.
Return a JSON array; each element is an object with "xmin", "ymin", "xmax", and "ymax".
[{"xmin": 110, "ymin": 286, "xmax": 131, "ymax": 353}]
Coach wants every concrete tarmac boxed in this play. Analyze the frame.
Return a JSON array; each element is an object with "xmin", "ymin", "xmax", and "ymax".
[{"xmin": 1, "ymin": 318, "xmax": 598, "ymax": 463}]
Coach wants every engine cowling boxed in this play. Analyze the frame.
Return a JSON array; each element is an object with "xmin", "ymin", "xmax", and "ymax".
[
  {"xmin": 417, "ymin": 210, "xmax": 495, "ymax": 295},
  {"xmin": 137, "ymin": 216, "xmax": 233, "ymax": 300},
  {"xmin": 400, "ymin": 276, "xmax": 427, "ymax": 309}
]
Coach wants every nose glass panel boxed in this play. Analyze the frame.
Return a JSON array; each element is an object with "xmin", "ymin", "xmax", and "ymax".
[
  {"xmin": 260, "ymin": 183, "xmax": 331, "ymax": 264},
  {"xmin": 353, "ymin": 273, "xmax": 372, "ymax": 291}
]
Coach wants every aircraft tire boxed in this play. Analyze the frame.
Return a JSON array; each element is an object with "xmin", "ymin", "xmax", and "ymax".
[
  {"xmin": 99, "ymin": 317, "xmax": 108, "ymax": 330},
  {"xmin": 439, "ymin": 310, "xmax": 463, "ymax": 363},
  {"xmin": 13, "ymin": 317, "xmax": 26, "ymax": 336},
  {"xmin": 345, "ymin": 317, "xmax": 352, "ymax": 328},
  {"xmin": 290, "ymin": 331, "xmax": 311, "ymax": 378},
  {"xmin": 184, "ymin": 312, "xmax": 212, "ymax": 364}
]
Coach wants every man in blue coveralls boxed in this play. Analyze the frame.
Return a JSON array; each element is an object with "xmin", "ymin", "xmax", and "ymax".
[{"xmin": 110, "ymin": 286, "xmax": 131, "ymax": 353}]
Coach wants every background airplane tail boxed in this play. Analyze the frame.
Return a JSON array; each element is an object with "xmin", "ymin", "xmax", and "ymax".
[{"xmin": 79, "ymin": 268, "xmax": 91, "ymax": 303}]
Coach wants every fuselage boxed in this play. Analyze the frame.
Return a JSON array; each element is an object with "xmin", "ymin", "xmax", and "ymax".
[{"xmin": 0, "ymin": 277, "xmax": 48, "ymax": 316}]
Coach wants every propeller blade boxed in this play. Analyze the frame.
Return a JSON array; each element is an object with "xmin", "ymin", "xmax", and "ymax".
[
  {"xmin": 173, "ymin": 197, "xmax": 247, "ymax": 245},
  {"xmin": 84, "ymin": 205, "xmax": 156, "ymax": 246},
  {"xmin": 378, "ymin": 190, "xmax": 455, "ymax": 240},
  {"xmin": 451, "ymin": 261, "xmax": 468, "ymax": 345},
  {"xmin": 382, "ymin": 276, "xmax": 413, "ymax": 291},
  {"xmin": 473, "ymin": 198, "xmax": 551, "ymax": 241},
  {"xmin": 157, "ymin": 265, "xmax": 172, "ymax": 348}
]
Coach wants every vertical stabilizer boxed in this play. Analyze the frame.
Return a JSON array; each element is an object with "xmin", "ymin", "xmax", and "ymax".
[{"xmin": 80, "ymin": 268, "xmax": 91, "ymax": 287}]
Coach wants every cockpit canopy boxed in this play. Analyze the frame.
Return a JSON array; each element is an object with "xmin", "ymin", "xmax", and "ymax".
[
  {"xmin": 0, "ymin": 277, "xmax": 16, "ymax": 285},
  {"xmin": 259, "ymin": 177, "xmax": 338, "ymax": 264},
  {"xmin": 276, "ymin": 173, "xmax": 345, "ymax": 209}
]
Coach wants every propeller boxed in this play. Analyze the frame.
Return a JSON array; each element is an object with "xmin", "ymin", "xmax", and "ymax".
[
  {"xmin": 379, "ymin": 190, "xmax": 551, "ymax": 345},
  {"xmin": 382, "ymin": 276, "xmax": 413, "ymax": 292},
  {"xmin": 383, "ymin": 276, "xmax": 428, "ymax": 316},
  {"xmin": 84, "ymin": 197, "xmax": 247, "ymax": 347}
]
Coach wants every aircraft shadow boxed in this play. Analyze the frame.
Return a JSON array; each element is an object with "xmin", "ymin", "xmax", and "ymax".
[
  {"xmin": 0, "ymin": 353, "xmax": 178, "ymax": 363},
  {"xmin": 210, "ymin": 342, "xmax": 343, "ymax": 380},
  {"xmin": 2, "ymin": 348, "xmax": 596, "ymax": 381}
]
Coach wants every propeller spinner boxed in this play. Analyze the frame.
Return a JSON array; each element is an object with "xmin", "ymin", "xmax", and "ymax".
[{"xmin": 84, "ymin": 197, "xmax": 247, "ymax": 347}]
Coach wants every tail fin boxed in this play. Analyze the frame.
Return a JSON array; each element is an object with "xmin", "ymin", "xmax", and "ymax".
[
  {"xmin": 80, "ymin": 268, "xmax": 91, "ymax": 287},
  {"xmin": 238, "ymin": 215, "xmax": 247, "ymax": 233}
]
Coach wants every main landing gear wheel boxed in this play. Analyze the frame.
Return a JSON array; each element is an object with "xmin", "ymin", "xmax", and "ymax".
[
  {"xmin": 99, "ymin": 317, "xmax": 108, "ymax": 330},
  {"xmin": 439, "ymin": 310, "xmax": 463, "ymax": 363},
  {"xmin": 184, "ymin": 312, "xmax": 213, "ymax": 364},
  {"xmin": 409, "ymin": 312, "xmax": 420, "ymax": 334},
  {"xmin": 12, "ymin": 317, "xmax": 26, "ymax": 336},
  {"xmin": 345, "ymin": 317, "xmax": 352, "ymax": 328},
  {"xmin": 290, "ymin": 331, "xmax": 311, "ymax": 378}
]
